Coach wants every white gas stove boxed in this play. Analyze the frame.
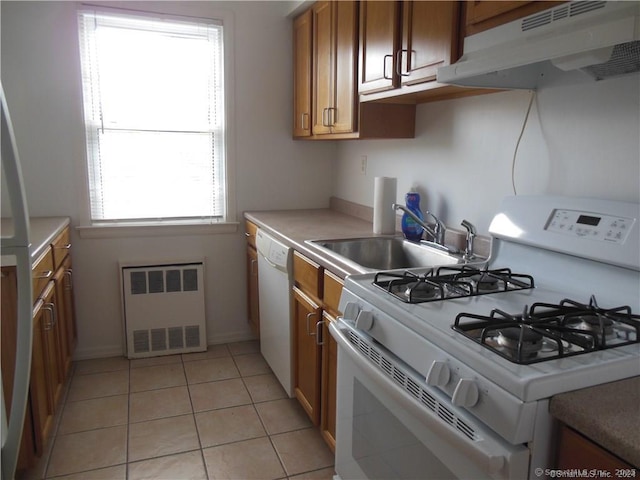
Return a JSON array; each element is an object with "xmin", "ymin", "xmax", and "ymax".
[{"xmin": 331, "ymin": 196, "xmax": 640, "ymax": 479}]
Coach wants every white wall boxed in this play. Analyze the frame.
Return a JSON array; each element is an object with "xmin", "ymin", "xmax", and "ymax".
[
  {"xmin": 333, "ymin": 76, "xmax": 640, "ymax": 236},
  {"xmin": 1, "ymin": 1, "xmax": 336, "ymax": 359}
]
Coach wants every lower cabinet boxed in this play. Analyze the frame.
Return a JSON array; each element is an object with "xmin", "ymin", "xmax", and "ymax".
[
  {"xmin": 31, "ymin": 283, "xmax": 63, "ymax": 456},
  {"xmin": 320, "ymin": 311, "xmax": 338, "ymax": 452},
  {"xmin": 0, "ymin": 224, "xmax": 76, "ymax": 472},
  {"xmin": 556, "ymin": 424, "xmax": 633, "ymax": 470},
  {"xmin": 292, "ymin": 252, "xmax": 343, "ymax": 452},
  {"xmin": 245, "ymin": 221, "xmax": 260, "ymax": 337},
  {"xmin": 292, "ymin": 286, "xmax": 322, "ymax": 425},
  {"xmin": 53, "ymin": 255, "xmax": 75, "ymax": 379}
]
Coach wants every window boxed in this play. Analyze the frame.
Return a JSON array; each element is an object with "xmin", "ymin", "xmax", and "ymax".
[{"xmin": 78, "ymin": 9, "xmax": 227, "ymax": 224}]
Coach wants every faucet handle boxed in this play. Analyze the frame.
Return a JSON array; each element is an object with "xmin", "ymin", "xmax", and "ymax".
[
  {"xmin": 461, "ymin": 220, "xmax": 476, "ymax": 260},
  {"xmin": 461, "ymin": 219, "xmax": 476, "ymax": 235}
]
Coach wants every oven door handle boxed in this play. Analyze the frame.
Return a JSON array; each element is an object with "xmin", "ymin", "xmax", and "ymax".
[{"xmin": 330, "ymin": 320, "xmax": 510, "ymax": 477}]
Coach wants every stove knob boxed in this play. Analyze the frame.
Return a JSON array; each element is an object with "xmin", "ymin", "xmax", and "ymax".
[
  {"xmin": 342, "ymin": 302, "xmax": 359, "ymax": 322},
  {"xmin": 452, "ymin": 379, "xmax": 479, "ymax": 408},
  {"xmin": 426, "ymin": 361, "xmax": 451, "ymax": 387},
  {"xmin": 355, "ymin": 310, "xmax": 374, "ymax": 331}
]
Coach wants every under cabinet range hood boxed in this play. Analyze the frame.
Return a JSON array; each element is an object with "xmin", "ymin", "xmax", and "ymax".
[{"xmin": 437, "ymin": 1, "xmax": 640, "ymax": 89}]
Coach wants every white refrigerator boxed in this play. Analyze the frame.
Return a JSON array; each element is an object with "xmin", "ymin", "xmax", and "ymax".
[{"xmin": 1, "ymin": 81, "xmax": 34, "ymax": 480}]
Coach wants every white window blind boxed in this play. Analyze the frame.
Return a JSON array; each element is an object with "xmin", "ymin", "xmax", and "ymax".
[{"xmin": 78, "ymin": 9, "xmax": 225, "ymax": 223}]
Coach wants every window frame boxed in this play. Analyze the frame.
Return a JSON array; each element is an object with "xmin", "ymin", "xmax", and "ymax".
[{"xmin": 75, "ymin": 6, "xmax": 237, "ymax": 238}]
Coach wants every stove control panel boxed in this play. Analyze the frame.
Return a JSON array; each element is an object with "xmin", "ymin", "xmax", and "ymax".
[{"xmin": 546, "ymin": 209, "xmax": 634, "ymax": 244}]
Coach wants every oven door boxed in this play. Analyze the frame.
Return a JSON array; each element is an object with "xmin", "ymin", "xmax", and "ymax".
[{"xmin": 330, "ymin": 319, "xmax": 530, "ymax": 480}]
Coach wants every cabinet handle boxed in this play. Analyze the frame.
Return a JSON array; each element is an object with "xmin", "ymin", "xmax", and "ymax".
[
  {"xmin": 328, "ymin": 107, "xmax": 336, "ymax": 127},
  {"xmin": 316, "ymin": 320, "xmax": 324, "ymax": 346},
  {"xmin": 35, "ymin": 270, "xmax": 53, "ymax": 279},
  {"xmin": 322, "ymin": 108, "xmax": 337, "ymax": 127},
  {"xmin": 383, "ymin": 54, "xmax": 394, "ymax": 80},
  {"xmin": 301, "ymin": 112, "xmax": 309, "ymax": 130},
  {"xmin": 396, "ymin": 49, "xmax": 410, "ymax": 77},
  {"xmin": 64, "ymin": 269, "xmax": 74, "ymax": 290},
  {"xmin": 43, "ymin": 302, "xmax": 56, "ymax": 330},
  {"xmin": 55, "ymin": 243, "xmax": 72, "ymax": 250},
  {"xmin": 306, "ymin": 312, "xmax": 317, "ymax": 336},
  {"xmin": 250, "ymin": 259, "xmax": 258, "ymax": 276}
]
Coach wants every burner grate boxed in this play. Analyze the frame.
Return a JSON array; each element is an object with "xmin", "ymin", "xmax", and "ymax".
[
  {"xmin": 373, "ymin": 266, "xmax": 534, "ymax": 304},
  {"xmin": 453, "ymin": 296, "xmax": 640, "ymax": 364}
]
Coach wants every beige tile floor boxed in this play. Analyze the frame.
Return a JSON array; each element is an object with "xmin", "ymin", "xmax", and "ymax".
[{"xmin": 20, "ymin": 340, "xmax": 335, "ymax": 480}]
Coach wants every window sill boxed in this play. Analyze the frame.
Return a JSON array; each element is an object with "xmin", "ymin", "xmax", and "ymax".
[{"xmin": 76, "ymin": 221, "xmax": 239, "ymax": 239}]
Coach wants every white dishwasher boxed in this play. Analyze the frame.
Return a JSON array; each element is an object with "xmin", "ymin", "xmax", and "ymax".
[{"xmin": 255, "ymin": 228, "xmax": 293, "ymax": 397}]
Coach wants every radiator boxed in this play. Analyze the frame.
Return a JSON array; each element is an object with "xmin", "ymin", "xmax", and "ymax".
[{"xmin": 121, "ymin": 261, "xmax": 207, "ymax": 358}]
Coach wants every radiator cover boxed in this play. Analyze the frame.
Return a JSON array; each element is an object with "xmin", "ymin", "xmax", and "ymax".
[{"xmin": 121, "ymin": 261, "xmax": 207, "ymax": 358}]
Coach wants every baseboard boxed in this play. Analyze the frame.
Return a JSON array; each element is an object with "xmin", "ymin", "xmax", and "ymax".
[
  {"xmin": 71, "ymin": 331, "xmax": 258, "ymax": 361},
  {"xmin": 208, "ymin": 330, "xmax": 257, "ymax": 346},
  {"xmin": 73, "ymin": 344, "xmax": 125, "ymax": 361}
]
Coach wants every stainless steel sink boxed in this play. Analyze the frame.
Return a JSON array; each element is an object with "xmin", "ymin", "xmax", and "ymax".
[{"xmin": 305, "ymin": 236, "xmax": 473, "ymax": 272}]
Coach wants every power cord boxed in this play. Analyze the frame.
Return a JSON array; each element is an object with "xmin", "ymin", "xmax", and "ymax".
[{"xmin": 511, "ymin": 90, "xmax": 536, "ymax": 195}]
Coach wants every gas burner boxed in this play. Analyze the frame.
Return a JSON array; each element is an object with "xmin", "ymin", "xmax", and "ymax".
[
  {"xmin": 496, "ymin": 327, "xmax": 544, "ymax": 357},
  {"xmin": 438, "ymin": 266, "xmax": 535, "ymax": 294},
  {"xmin": 573, "ymin": 315, "xmax": 614, "ymax": 336},
  {"xmin": 403, "ymin": 281, "xmax": 442, "ymax": 302},
  {"xmin": 453, "ymin": 296, "xmax": 640, "ymax": 364},
  {"xmin": 373, "ymin": 270, "xmax": 474, "ymax": 303},
  {"xmin": 473, "ymin": 273, "xmax": 500, "ymax": 293},
  {"xmin": 372, "ymin": 266, "xmax": 533, "ymax": 304}
]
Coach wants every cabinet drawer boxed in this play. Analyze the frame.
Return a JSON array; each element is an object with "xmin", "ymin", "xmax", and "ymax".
[
  {"xmin": 323, "ymin": 270, "xmax": 344, "ymax": 316},
  {"xmin": 32, "ymin": 248, "xmax": 54, "ymax": 299},
  {"xmin": 294, "ymin": 252, "xmax": 323, "ymax": 299},
  {"xmin": 51, "ymin": 227, "xmax": 71, "ymax": 270},
  {"xmin": 245, "ymin": 220, "xmax": 258, "ymax": 249}
]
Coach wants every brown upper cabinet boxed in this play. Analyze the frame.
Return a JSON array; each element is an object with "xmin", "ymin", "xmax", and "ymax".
[
  {"xmin": 293, "ymin": 10, "xmax": 313, "ymax": 137},
  {"xmin": 293, "ymin": 1, "xmax": 415, "ymax": 140},
  {"xmin": 401, "ymin": 1, "xmax": 461, "ymax": 86},
  {"xmin": 312, "ymin": 1, "xmax": 358, "ymax": 135},
  {"xmin": 357, "ymin": 1, "xmax": 484, "ymax": 103},
  {"xmin": 464, "ymin": 1, "xmax": 566, "ymax": 36},
  {"xmin": 293, "ymin": 0, "xmax": 540, "ymax": 137},
  {"xmin": 358, "ymin": 1, "xmax": 401, "ymax": 94},
  {"xmin": 359, "ymin": 1, "xmax": 460, "ymax": 93}
]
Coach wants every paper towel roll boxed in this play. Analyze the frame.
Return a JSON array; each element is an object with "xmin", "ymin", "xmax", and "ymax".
[{"xmin": 373, "ymin": 177, "xmax": 397, "ymax": 234}]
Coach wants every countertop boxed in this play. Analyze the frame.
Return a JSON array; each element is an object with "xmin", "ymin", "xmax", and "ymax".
[
  {"xmin": 244, "ymin": 208, "xmax": 377, "ymax": 278},
  {"xmin": 550, "ymin": 377, "xmax": 640, "ymax": 467},
  {"xmin": 1, "ymin": 217, "xmax": 70, "ymax": 266}
]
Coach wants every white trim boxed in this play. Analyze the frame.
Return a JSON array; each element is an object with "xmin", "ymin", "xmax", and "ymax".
[
  {"xmin": 221, "ymin": 9, "xmax": 237, "ymax": 224},
  {"xmin": 73, "ymin": 344, "xmax": 125, "ymax": 361},
  {"xmin": 207, "ymin": 331, "xmax": 257, "ymax": 347},
  {"xmin": 76, "ymin": 221, "xmax": 238, "ymax": 239}
]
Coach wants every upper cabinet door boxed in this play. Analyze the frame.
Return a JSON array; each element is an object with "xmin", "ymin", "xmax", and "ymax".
[
  {"xmin": 293, "ymin": 10, "xmax": 312, "ymax": 138},
  {"xmin": 331, "ymin": 1, "xmax": 358, "ymax": 134},
  {"xmin": 400, "ymin": 1, "xmax": 460, "ymax": 86},
  {"xmin": 358, "ymin": 1, "xmax": 401, "ymax": 95},
  {"xmin": 312, "ymin": 1, "xmax": 334, "ymax": 135}
]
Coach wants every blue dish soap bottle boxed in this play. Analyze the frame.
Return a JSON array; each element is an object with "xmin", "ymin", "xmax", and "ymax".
[{"xmin": 401, "ymin": 192, "xmax": 424, "ymax": 241}]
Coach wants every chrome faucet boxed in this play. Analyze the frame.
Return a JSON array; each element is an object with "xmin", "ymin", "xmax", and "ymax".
[
  {"xmin": 461, "ymin": 219, "xmax": 477, "ymax": 260},
  {"xmin": 392, "ymin": 203, "xmax": 446, "ymax": 245}
]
